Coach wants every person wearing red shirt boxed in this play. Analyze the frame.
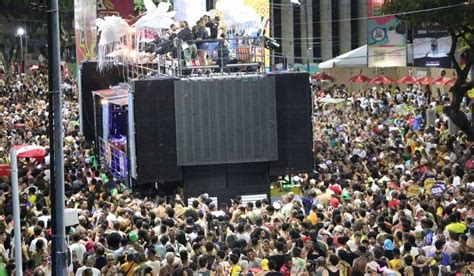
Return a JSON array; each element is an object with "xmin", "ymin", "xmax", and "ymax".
[
  {"xmin": 388, "ymin": 192, "xmax": 400, "ymax": 208},
  {"xmin": 329, "ymin": 183, "xmax": 342, "ymax": 195},
  {"xmin": 279, "ymin": 257, "xmax": 293, "ymax": 276}
]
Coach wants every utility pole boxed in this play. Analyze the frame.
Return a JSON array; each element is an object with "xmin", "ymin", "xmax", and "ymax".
[
  {"xmin": 304, "ymin": 0, "xmax": 310, "ymax": 72},
  {"xmin": 47, "ymin": 0, "xmax": 66, "ymax": 274}
]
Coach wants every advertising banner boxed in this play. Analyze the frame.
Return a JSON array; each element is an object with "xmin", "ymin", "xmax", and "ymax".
[
  {"xmin": 368, "ymin": 46, "xmax": 407, "ymax": 67},
  {"xmin": 367, "ymin": 0, "xmax": 407, "ymax": 67},
  {"xmin": 244, "ymin": 0, "xmax": 270, "ymax": 23},
  {"xmin": 97, "ymin": 0, "xmax": 134, "ymax": 19},
  {"xmin": 431, "ymin": 182, "xmax": 447, "ymax": 197},
  {"xmin": 414, "ymin": 27, "xmax": 452, "ymax": 68},
  {"xmin": 244, "ymin": 0, "xmax": 270, "ymax": 67},
  {"xmin": 74, "ymin": 0, "xmax": 97, "ymax": 65}
]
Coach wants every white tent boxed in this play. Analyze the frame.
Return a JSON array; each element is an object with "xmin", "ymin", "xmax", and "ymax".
[{"xmin": 319, "ymin": 45, "xmax": 368, "ymax": 69}]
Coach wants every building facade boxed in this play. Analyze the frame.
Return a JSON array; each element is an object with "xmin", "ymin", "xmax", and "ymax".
[{"xmin": 271, "ymin": 0, "xmax": 368, "ymax": 65}]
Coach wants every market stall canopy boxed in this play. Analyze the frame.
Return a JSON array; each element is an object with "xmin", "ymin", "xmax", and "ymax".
[
  {"xmin": 349, "ymin": 74, "xmax": 371, "ymax": 83},
  {"xmin": 92, "ymin": 86, "xmax": 129, "ymax": 106},
  {"xmin": 433, "ymin": 77, "xmax": 449, "ymax": 85},
  {"xmin": 443, "ymin": 77, "xmax": 457, "ymax": 86},
  {"xmin": 370, "ymin": 75, "xmax": 394, "ymax": 85},
  {"xmin": 12, "ymin": 145, "xmax": 47, "ymax": 160},
  {"xmin": 313, "ymin": 72, "xmax": 334, "ymax": 82},
  {"xmin": 319, "ymin": 45, "xmax": 367, "ymax": 69},
  {"xmin": 398, "ymin": 75, "xmax": 418, "ymax": 84},
  {"xmin": 417, "ymin": 76, "xmax": 434, "ymax": 85}
]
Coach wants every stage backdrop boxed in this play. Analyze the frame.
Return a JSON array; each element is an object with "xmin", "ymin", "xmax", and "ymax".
[
  {"xmin": 97, "ymin": 0, "xmax": 134, "ymax": 19},
  {"xmin": 367, "ymin": 0, "xmax": 407, "ymax": 67},
  {"xmin": 74, "ymin": 0, "xmax": 97, "ymax": 65}
]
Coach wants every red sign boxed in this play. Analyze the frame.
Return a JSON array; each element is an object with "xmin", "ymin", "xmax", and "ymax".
[{"xmin": 97, "ymin": 0, "xmax": 134, "ymax": 19}]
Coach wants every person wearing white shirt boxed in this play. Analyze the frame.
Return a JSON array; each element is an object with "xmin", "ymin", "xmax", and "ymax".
[
  {"xmin": 29, "ymin": 227, "xmax": 48, "ymax": 253},
  {"xmin": 69, "ymin": 233, "xmax": 87, "ymax": 265},
  {"xmin": 145, "ymin": 248, "xmax": 161, "ymax": 276},
  {"xmin": 76, "ymin": 255, "xmax": 101, "ymax": 276},
  {"xmin": 446, "ymin": 231, "xmax": 460, "ymax": 250},
  {"xmin": 235, "ymin": 224, "xmax": 251, "ymax": 245}
]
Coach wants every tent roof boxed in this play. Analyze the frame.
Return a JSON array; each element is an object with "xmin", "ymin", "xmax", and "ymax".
[{"xmin": 319, "ymin": 45, "xmax": 367, "ymax": 69}]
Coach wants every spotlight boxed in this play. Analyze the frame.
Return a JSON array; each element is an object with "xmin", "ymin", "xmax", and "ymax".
[
  {"xmin": 143, "ymin": 40, "xmax": 159, "ymax": 53},
  {"xmin": 264, "ymin": 36, "xmax": 280, "ymax": 50},
  {"xmin": 143, "ymin": 40, "xmax": 173, "ymax": 55},
  {"xmin": 143, "ymin": 37, "xmax": 175, "ymax": 55}
]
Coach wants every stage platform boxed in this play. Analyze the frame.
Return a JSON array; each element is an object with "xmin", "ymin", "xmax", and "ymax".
[{"xmin": 81, "ymin": 61, "xmax": 313, "ymax": 204}]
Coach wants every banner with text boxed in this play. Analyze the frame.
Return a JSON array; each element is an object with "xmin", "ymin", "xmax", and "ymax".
[
  {"xmin": 367, "ymin": 0, "xmax": 407, "ymax": 67},
  {"xmin": 74, "ymin": 0, "xmax": 97, "ymax": 65}
]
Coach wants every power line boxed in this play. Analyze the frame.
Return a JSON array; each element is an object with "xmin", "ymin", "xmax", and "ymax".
[
  {"xmin": 273, "ymin": 39, "xmax": 437, "ymax": 62},
  {"xmin": 272, "ymin": 51, "xmax": 407, "ymax": 63},
  {"xmin": 271, "ymin": 2, "xmax": 471, "ymax": 26},
  {"xmin": 270, "ymin": 2, "xmax": 352, "ymax": 8}
]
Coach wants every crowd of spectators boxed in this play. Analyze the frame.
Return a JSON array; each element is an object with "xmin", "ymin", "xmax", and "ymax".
[{"xmin": 0, "ymin": 72, "xmax": 472, "ymax": 276}]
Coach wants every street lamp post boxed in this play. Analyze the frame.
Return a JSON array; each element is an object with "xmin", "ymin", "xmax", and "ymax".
[
  {"xmin": 9, "ymin": 148, "xmax": 22, "ymax": 276},
  {"xmin": 17, "ymin": 28, "xmax": 25, "ymax": 73},
  {"xmin": 9, "ymin": 145, "xmax": 47, "ymax": 276}
]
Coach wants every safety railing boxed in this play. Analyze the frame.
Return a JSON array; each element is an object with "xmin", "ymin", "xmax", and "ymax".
[
  {"xmin": 134, "ymin": 36, "xmax": 267, "ymax": 77},
  {"xmin": 98, "ymin": 137, "xmax": 128, "ymax": 183},
  {"xmin": 177, "ymin": 36, "xmax": 266, "ymax": 75}
]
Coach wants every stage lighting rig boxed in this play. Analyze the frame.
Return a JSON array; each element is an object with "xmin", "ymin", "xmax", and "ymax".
[
  {"xmin": 144, "ymin": 36, "xmax": 176, "ymax": 55},
  {"xmin": 263, "ymin": 36, "xmax": 280, "ymax": 50}
]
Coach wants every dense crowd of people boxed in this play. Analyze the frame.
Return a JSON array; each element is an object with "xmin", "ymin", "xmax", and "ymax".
[{"xmin": 0, "ymin": 71, "xmax": 472, "ymax": 276}]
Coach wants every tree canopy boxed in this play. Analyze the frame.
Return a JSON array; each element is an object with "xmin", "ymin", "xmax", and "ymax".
[{"xmin": 384, "ymin": 0, "xmax": 474, "ymax": 140}]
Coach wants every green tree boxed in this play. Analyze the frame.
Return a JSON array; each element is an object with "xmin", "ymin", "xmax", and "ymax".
[
  {"xmin": 383, "ymin": 0, "xmax": 474, "ymax": 140},
  {"xmin": 134, "ymin": 0, "xmax": 172, "ymax": 15},
  {"xmin": 1, "ymin": 0, "xmax": 74, "ymax": 59}
]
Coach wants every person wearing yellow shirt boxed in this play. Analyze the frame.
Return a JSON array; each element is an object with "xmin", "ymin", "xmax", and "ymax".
[
  {"xmin": 389, "ymin": 248, "xmax": 402, "ymax": 271},
  {"xmin": 229, "ymin": 254, "xmax": 241, "ymax": 276},
  {"xmin": 306, "ymin": 205, "xmax": 318, "ymax": 225},
  {"xmin": 27, "ymin": 188, "xmax": 37, "ymax": 208},
  {"xmin": 445, "ymin": 213, "xmax": 467, "ymax": 234},
  {"xmin": 120, "ymin": 253, "xmax": 138, "ymax": 276}
]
